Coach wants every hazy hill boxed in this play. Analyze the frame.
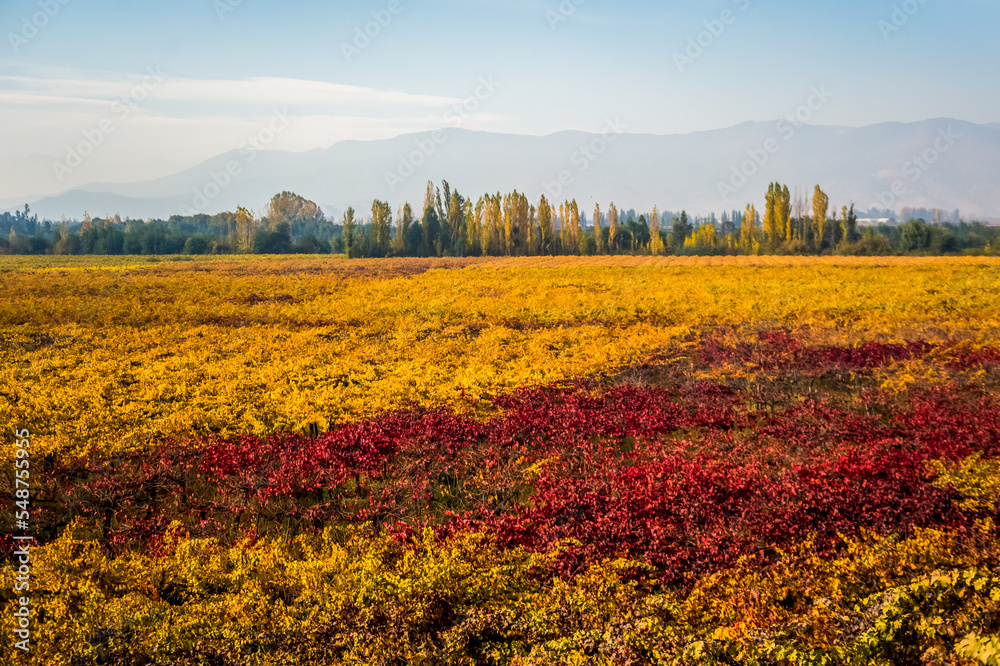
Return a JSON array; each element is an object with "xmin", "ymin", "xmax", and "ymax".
[{"xmin": 11, "ymin": 119, "xmax": 1000, "ymax": 221}]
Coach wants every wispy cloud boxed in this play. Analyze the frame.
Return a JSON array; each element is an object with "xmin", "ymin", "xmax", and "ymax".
[
  {"xmin": 0, "ymin": 70, "xmax": 463, "ymax": 108},
  {"xmin": 0, "ymin": 66, "xmax": 502, "ymax": 199}
]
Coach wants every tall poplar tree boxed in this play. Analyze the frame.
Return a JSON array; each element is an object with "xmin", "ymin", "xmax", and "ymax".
[
  {"xmin": 464, "ymin": 198, "xmax": 478, "ymax": 256},
  {"xmin": 448, "ymin": 192, "xmax": 465, "ymax": 256},
  {"xmin": 779, "ymin": 185, "xmax": 792, "ymax": 243},
  {"xmin": 402, "ymin": 203, "xmax": 414, "ymax": 256},
  {"xmin": 608, "ymin": 203, "xmax": 619, "ymax": 253},
  {"xmin": 649, "ymin": 205, "xmax": 663, "ymax": 254},
  {"xmin": 741, "ymin": 204, "xmax": 757, "ymax": 254},
  {"xmin": 503, "ymin": 193, "xmax": 514, "ymax": 255},
  {"xmin": 764, "ymin": 183, "xmax": 778, "ymax": 251},
  {"xmin": 423, "ymin": 181, "xmax": 436, "ymax": 216},
  {"xmin": 538, "ymin": 195, "xmax": 553, "ymax": 254},
  {"xmin": 516, "ymin": 192, "xmax": 531, "ymax": 255},
  {"xmin": 528, "ymin": 203, "xmax": 538, "ymax": 255},
  {"xmin": 593, "ymin": 204, "xmax": 603, "ymax": 254},
  {"xmin": 340, "ymin": 207, "xmax": 356, "ymax": 258},
  {"xmin": 672, "ymin": 211, "xmax": 690, "ymax": 255},
  {"xmin": 846, "ymin": 203, "xmax": 859, "ymax": 244},
  {"xmin": 571, "ymin": 200, "xmax": 583, "ymax": 255},
  {"xmin": 812, "ymin": 185, "xmax": 829, "ymax": 251},
  {"xmin": 371, "ymin": 200, "xmax": 392, "ymax": 257}
]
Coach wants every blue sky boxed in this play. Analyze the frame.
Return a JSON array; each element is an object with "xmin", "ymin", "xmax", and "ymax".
[{"xmin": 1, "ymin": 0, "xmax": 997, "ymax": 198}]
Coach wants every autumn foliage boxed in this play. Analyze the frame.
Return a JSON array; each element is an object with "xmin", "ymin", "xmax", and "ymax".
[{"xmin": 2, "ymin": 256, "xmax": 1000, "ymax": 664}]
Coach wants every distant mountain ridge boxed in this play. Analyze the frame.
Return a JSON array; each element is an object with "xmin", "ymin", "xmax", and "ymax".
[{"xmin": 9, "ymin": 119, "xmax": 1000, "ymax": 221}]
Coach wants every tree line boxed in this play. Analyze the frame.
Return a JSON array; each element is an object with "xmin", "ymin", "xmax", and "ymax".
[
  {"xmin": 2, "ymin": 183, "xmax": 999, "ymax": 257},
  {"xmin": 339, "ymin": 181, "xmax": 998, "ymax": 258}
]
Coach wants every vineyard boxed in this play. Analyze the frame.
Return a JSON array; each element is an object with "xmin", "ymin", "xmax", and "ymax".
[{"xmin": 2, "ymin": 255, "xmax": 1000, "ymax": 665}]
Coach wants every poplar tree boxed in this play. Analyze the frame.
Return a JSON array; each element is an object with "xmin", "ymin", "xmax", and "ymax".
[
  {"xmin": 421, "ymin": 205, "xmax": 440, "ymax": 257},
  {"xmin": 672, "ymin": 211, "xmax": 690, "ymax": 255},
  {"xmin": 236, "ymin": 206, "xmax": 256, "ymax": 253},
  {"xmin": 780, "ymin": 185, "xmax": 792, "ymax": 243},
  {"xmin": 571, "ymin": 200, "xmax": 582, "ymax": 255},
  {"xmin": 838, "ymin": 203, "xmax": 858, "ymax": 246},
  {"xmin": 423, "ymin": 181, "xmax": 436, "ymax": 215},
  {"xmin": 764, "ymin": 183, "xmax": 778, "ymax": 251},
  {"xmin": 558, "ymin": 202, "xmax": 568, "ymax": 254},
  {"xmin": 464, "ymin": 198, "xmax": 478, "ymax": 256},
  {"xmin": 538, "ymin": 195, "xmax": 553, "ymax": 254},
  {"xmin": 474, "ymin": 196, "xmax": 487, "ymax": 256},
  {"xmin": 593, "ymin": 204, "xmax": 602, "ymax": 254},
  {"xmin": 503, "ymin": 193, "xmax": 514, "ymax": 255},
  {"xmin": 435, "ymin": 185, "xmax": 447, "ymax": 234},
  {"xmin": 371, "ymin": 199, "xmax": 392, "ymax": 257},
  {"xmin": 484, "ymin": 194, "xmax": 502, "ymax": 256},
  {"xmin": 812, "ymin": 185, "xmax": 829, "ymax": 252},
  {"xmin": 516, "ymin": 192, "xmax": 531, "ymax": 256},
  {"xmin": 402, "ymin": 203, "xmax": 414, "ymax": 256},
  {"xmin": 528, "ymin": 203, "xmax": 538, "ymax": 255},
  {"xmin": 394, "ymin": 205, "xmax": 405, "ymax": 256},
  {"xmin": 448, "ymin": 192, "xmax": 465, "ymax": 256},
  {"xmin": 741, "ymin": 204, "xmax": 757, "ymax": 254},
  {"xmin": 608, "ymin": 203, "xmax": 619, "ymax": 253},
  {"xmin": 649, "ymin": 205, "xmax": 663, "ymax": 254}
]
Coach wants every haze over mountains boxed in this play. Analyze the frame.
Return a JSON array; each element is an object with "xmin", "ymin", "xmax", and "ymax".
[{"xmin": 7, "ymin": 118, "xmax": 999, "ymax": 222}]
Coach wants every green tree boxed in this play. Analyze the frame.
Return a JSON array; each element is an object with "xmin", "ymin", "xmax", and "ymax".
[
  {"xmin": 254, "ymin": 221, "xmax": 292, "ymax": 254},
  {"xmin": 673, "ymin": 211, "xmax": 691, "ymax": 255},
  {"xmin": 421, "ymin": 207, "xmax": 441, "ymax": 257},
  {"xmin": 370, "ymin": 200, "xmax": 392, "ymax": 257},
  {"xmin": 900, "ymin": 218, "xmax": 932, "ymax": 253},
  {"xmin": 341, "ymin": 207, "xmax": 357, "ymax": 258},
  {"xmin": 402, "ymin": 203, "xmax": 415, "ymax": 256},
  {"xmin": 448, "ymin": 191, "xmax": 465, "ymax": 256},
  {"xmin": 841, "ymin": 203, "xmax": 859, "ymax": 245}
]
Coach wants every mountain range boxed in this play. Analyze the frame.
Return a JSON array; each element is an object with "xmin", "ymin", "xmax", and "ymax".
[{"xmin": 6, "ymin": 118, "xmax": 999, "ymax": 222}]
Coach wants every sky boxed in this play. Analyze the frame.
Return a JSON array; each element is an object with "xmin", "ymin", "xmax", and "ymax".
[{"xmin": 1, "ymin": 0, "xmax": 997, "ymax": 200}]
